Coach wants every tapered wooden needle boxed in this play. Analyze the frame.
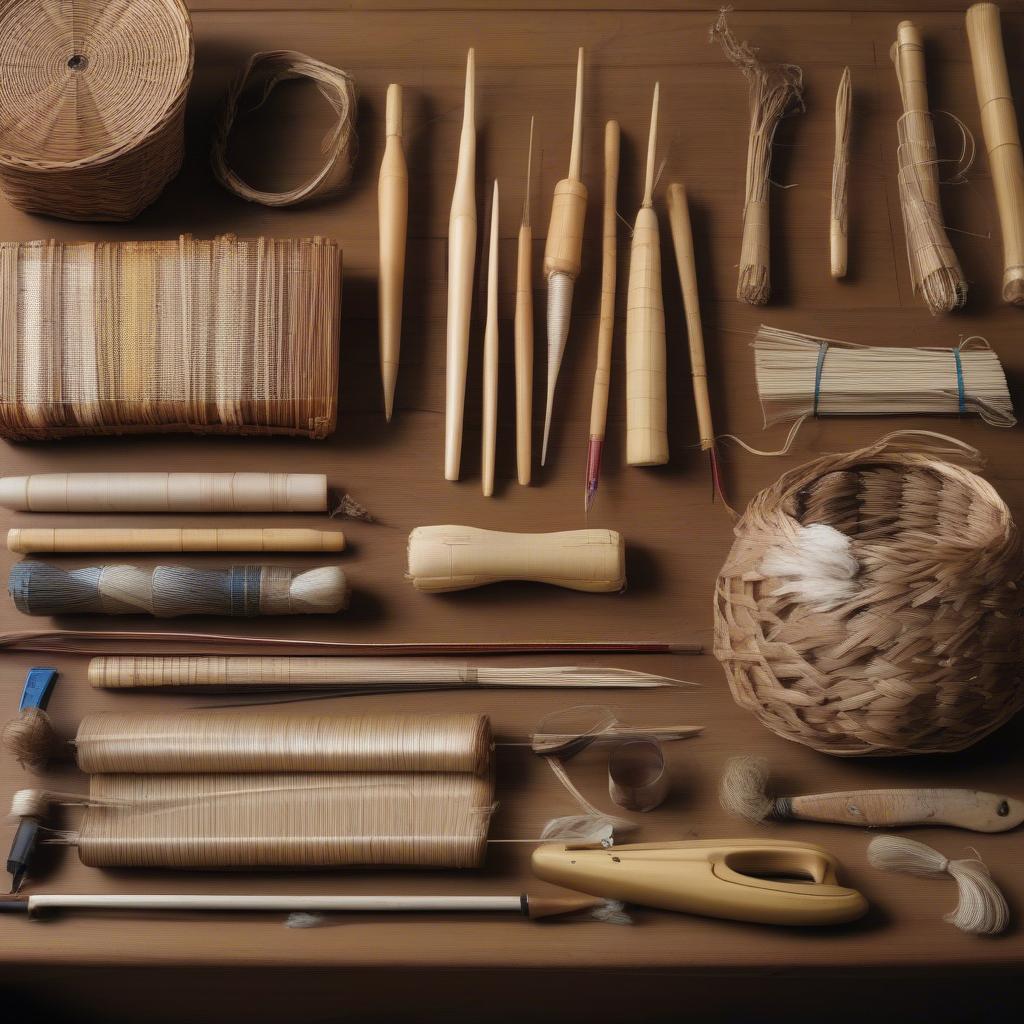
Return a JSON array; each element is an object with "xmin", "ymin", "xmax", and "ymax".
[
  {"xmin": 515, "ymin": 118, "xmax": 535, "ymax": 486},
  {"xmin": 482, "ymin": 181, "xmax": 500, "ymax": 497}
]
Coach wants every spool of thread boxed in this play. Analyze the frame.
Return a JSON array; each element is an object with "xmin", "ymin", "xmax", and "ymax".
[
  {"xmin": 7, "ymin": 529, "xmax": 345, "ymax": 555},
  {"xmin": 8, "ymin": 563, "xmax": 350, "ymax": 617}
]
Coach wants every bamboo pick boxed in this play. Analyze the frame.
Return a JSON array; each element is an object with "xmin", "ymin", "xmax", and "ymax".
[
  {"xmin": 444, "ymin": 49, "xmax": 477, "ymax": 480},
  {"xmin": 378, "ymin": 83, "xmax": 408, "ymax": 421},
  {"xmin": 541, "ymin": 48, "xmax": 587, "ymax": 466},
  {"xmin": 585, "ymin": 120, "xmax": 621, "ymax": 513},
  {"xmin": 482, "ymin": 180, "xmax": 500, "ymax": 497},
  {"xmin": 965, "ymin": 3, "xmax": 1024, "ymax": 306},
  {"xmin": 625, "ymin": 84, "xmax": 668, "ymax": 467},
  {"xmin": 6, "ymin": 528, "xmax": 346, "ymax": 554},
  {"xmin": 831, "ymin": 68, "xmax": 852, "ymax": 279},
  {"xmin": 666, "ymin": 182, "xmax": 729, "ymax": 505},
  {"xmin": 515, "ymin": 118, "xmax": 535, "ymax": 486}
]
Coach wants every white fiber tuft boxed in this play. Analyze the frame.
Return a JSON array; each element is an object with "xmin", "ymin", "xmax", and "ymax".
[
  {"xmin": 285, "ymin": 912, "xmax": 328, "ymax": 929},
  {"xmin": 761, "ymin": 522, "xmax": 859, "ymax": 609},
  {"xmin": 540, "ymin": 814, "xmax": 615, "ymax": 845},
  {"xmin": 592, "ymin": 899, "xmax": 633, "ymax": 925}
]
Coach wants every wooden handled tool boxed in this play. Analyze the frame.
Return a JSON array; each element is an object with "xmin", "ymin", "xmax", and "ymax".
[
  {"xmin": 515, "ymin": 119, "xmax": 535, "ymax": 486},
  {"xmin": 626, "ymin": 84, "xmax": 668, "ymax": 467},
  {"xmin": 482, "ymin": 180, "xmax": 500, "ymax": 497},
  {"xmin": 406, "ymin": 525, "xmax": 625, "ymax": 593},
  {"xmin": 444, "ymin": 49, "xmax": 477, "ymax": 480},
  {"xmin": 966, "ymin": 2, "xmax": 1024, "ymax": 305},
  {"xmin": 7, "ymin": 528, "xmax": 346, "ymax": 554},
  {"xmin": 378, "ymin": 83, "xmax": 409, "ymax": 421}
]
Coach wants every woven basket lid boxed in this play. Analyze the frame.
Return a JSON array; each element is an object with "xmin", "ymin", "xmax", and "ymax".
[{"xmin": 0, "ymin": 0, "xmax": 193, "ymax": 171}]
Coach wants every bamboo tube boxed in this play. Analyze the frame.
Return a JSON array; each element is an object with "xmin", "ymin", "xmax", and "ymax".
[
  {"xmin": 444, "ymin": 49, "xmax": 477, "ymax": 481},
  {"xmin": 7, "ymin": 528, "xmax": 345, "ymax": 555},
  {"xmin": 626, "ymin": 84, "xmax": 668, "ymax": 468},
  {"xmin": 407, "ymin": 525, "xmax": 625, "ymax": 593},
  {"xmin": 966, "ymin": 3, "xmax": 1024, "ymax": 306},
  {"xmin": 541, "ymin": 49, "xmax": 587, "ymax": 466},
  {"xmin": 0, "ymin": 473, "xmax": 328, "ymax": 513},
  {"xmin": 482, "ymin": 181, "xmax": 500, "ymax": 497},
  {"xmin": 831, "ymin": 68, "xmax": 852, "ymax": 279},
  {"xmin": 378, "ymin": 83, "xmax": 408, "ymax": 420},
  {"xmin": 585, "ymin": 120, "xmax": 621, "ymax": 513},
  {"xmin": 608, "ymin": 739, "xmax": 668, "ymax": 813},
  {"xmin": 515, "ymin": 119, "xmax": 535, "ymax": 486}
]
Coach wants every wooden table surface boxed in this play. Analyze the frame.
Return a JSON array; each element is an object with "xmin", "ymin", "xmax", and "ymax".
[{"xmin": 2, "ymin": 0, "xmax": 1024, "ymax": 1012}]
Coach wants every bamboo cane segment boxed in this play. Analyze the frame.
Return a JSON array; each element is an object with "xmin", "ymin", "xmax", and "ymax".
[
  {"xmin": 407, "ymin": 525, "xmax": 625, "ymax": 593},
  {"xmin": 966, "ymin": 3, "xmax": 1024, "ymax": 306},
  {"xmin": 831, "ymin": 68, "xmax": 852, "ymax": 280},
  {"xmin": 444, "ymin": 50, "xmax": 477, "ymax": 481},
  {"xmin": 482, "ymin": 181, "xmax": 500, "ymax": 498},
  {"xmin": 379, "ymin": 83, "xmax": 409, "ymax": 420},
  {"xmin": 7, "ymin": 528, "xmax": 345, "ymax": 554},
  {"xmin": 515, "ymin": 120, "xmax": 535, "ymax": 487}
]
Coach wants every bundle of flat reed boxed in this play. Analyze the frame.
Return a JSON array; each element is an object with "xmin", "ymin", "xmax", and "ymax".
[
  {"xmin": 711, "ymin": 10, "xmax": 804, "ymax": 305},
  {"xmin": 753, "ymin": 326, "xmax": 1015, "ymax": 429},
  {"xmin": 0, "ymin": 235, "xmax": 340, "ymax": 440},
  {"xmin": 8, "ymin": 563, "xmax": 350, "ymax": 618},
  {"xmin": 0, "ymin": 0, "xmax": 194, "ymax": 221},
  {"xmin": 891, "ymin": 21, "xmax": 967, "ymax": 314},
  {"xmin": 212, "ymin": 51, "xmax": 357, "ymax": 207}
]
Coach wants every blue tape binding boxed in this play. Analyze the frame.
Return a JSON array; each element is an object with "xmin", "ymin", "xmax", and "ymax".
[
  {"xmin": 19, "ymin": 668, "xmax": 58, "ymax": 711},
  {"xmin": 813, "ymin": 342, "xmax": 830, "ymax": 417},
  {"xmin": 952, "ymin": 347, "xmax": 966, "ymax": 415}
]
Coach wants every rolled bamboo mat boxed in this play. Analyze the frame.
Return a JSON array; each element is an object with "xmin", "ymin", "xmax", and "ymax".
[
  {"xmin": 72, "ymin": 712, "xmax": 492, "ymax": 775},
  {"xmin": 0, "ymin": 0, "xmax": 194, "ymax": 221},
  {"xmin": 0, "ymin": 235, "xmax": 341, "ymax": 440}
]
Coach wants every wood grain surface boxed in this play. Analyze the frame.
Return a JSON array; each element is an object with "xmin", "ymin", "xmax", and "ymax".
[{"xmin": 2, "ymin": 0, "xmax": 1024, "ymax": 992}]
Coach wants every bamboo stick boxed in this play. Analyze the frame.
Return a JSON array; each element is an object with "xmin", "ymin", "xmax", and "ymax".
[
  {"xmin": 831, "ymin": 68, "xmax": 852, "ymax": 279},
  {"xmin": 541, "ymin": 49, "xmax": 587, "ymax": 466},
  {"xmin": 444, "ymin": 49, "xmax": 477, "ymax": 480},
  {"xmin": 965, "ymin": 3, "xmax": 1024, "ymax": 306},
  {"xmin": 482, "ymin": 181, "xmax": 500, "ymax": 497},
  {"xmin": 585, "ymin": 120, "xmax": 621, "ymax": 513},
  {"xmin": 515, "ymin": 119, "xmax": 535, "ymax": 486},
  {"xmin": 625, "ymin": 84, "xmax": 668, "ymax": 467},
  {"xmin": 7, "ymin": 528, "xmax": 346, "ymax": 554},
  {"xmin": 378, "ymin": 83, "xmax": 408, "ymax": 420}
]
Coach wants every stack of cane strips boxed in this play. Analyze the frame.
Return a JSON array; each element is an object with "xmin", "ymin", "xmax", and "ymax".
[
  {"xmin": 31, "ymin": 712, "xmax": 494, "ymax": 869},
  {"xmin": 0, "ymin": 235, "xmax": 340, "ymax": 440}
]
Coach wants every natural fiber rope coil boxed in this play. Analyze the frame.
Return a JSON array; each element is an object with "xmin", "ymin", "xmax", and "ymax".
[
  {"xmin": 0, "ymin": 0, "xmax": 194, "ymax": 221},
  {"xmin": 212, "ymin": 50, "xmax": 357, "ymax": 207},
  {"xmin": 713, "ymin": 434, "xmax": 1024, "ymax": 756}
]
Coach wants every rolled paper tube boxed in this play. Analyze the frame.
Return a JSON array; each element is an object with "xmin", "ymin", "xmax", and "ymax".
[
  {"xmin": 407, "ymin": 525, "xmax": 625, "ymax": 593},
  {"xmin": 7, "ymin": 529, "xmax": 345, "ymax": 554},
  {"xmin": 608, "ymin": 739, "xmax": 669, "ymax": 812},
  {"xmin": 72, "ymin": 711, "xmax": 492, "ymax": 774},
  {"xmin": 0, "ymin": 473, "xmax": 328, "ymax": 513},
  {"xmin": 965, "ymin": 3, "xmax": 1024, "ymax": 306}
]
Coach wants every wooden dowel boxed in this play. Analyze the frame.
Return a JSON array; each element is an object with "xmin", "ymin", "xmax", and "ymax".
[
  {"xmin": 515, "ymin": 119, "xmax": 535, "ymax": 486},
  {"xmin": 831, "ymin": 68, "xmax": 851, "ymax": 279},
  {"xmin": 482, "ymin": 181, "xmax": 500, "ymax": 497},
  {"xmin": 6, "ymin": 528, "xmax": 346, "ymax": 554}
]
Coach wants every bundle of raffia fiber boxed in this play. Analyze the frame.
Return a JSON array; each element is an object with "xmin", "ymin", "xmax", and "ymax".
[
  {"xmin": 714, "ymin": 434, "xmax": 1024, "ymax": 756},
  {"xmin": 0, "ymin": 0, "xmax": 194, "ymax": 221},
  {"xmin": 0, "ymin": 235, "xmax": 341, "ymax": 440}
]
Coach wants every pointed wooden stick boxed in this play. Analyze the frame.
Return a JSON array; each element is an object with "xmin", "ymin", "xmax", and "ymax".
[
  {"xmin": 541, "ymin": 48, "xmax": 587, "ymax": 466},
  {"xmin": 585, "ymin": 120, "xmax": 620, "ymax": 513},
  {"xmin": 378, "ymin": 83, "xmax": 408, "ymax": 421},
  {"xmin": 444, "ymin": 49, "xmax": 477, "ymax": 481},
  {"xmin": 515, "ymin": 119, "xmax": 535, "ymax": 486},
  {"xmin": 482, "ymin": 181, "xmax": 500, "ymax": 497},
  {"xmin": 625, "ymin": 83, "xmax": 668, "ymax": 467},
  {"xmin": 830, "ymin": 68, "xmax": 851, "ymax": 280}
]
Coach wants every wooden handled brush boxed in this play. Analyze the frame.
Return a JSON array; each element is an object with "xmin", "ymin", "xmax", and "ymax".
[
  {"xmin": 515, "ymin": 120, "xmax": 535, "ymax": 486},
  {"xmin": 625, "ymin": 84, "xmax": 668, "ymax": 467},
  {"xmin": 541, "ymin": 49, "xmax": 587, "ymax": 466},
  {"xmin": 444, "ymin": 49, "xmax": 477, "ymax": 480}
]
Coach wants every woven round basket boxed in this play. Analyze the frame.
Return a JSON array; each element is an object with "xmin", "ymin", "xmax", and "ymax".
[
  {"xmin": 714, "ymin": 435, "xmax": 1024, "ymax": 756},
  {"xmin": 0, "ymin": 0, "xmax": 194, "ymax": 221}
]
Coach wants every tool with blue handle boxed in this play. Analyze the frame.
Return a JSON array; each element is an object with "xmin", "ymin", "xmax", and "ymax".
[{"xmin": 8, "ymin": 668, "xmax": 57, "ymax": 893}]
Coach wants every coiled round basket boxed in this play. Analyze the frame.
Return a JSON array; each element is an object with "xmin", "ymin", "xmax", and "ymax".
[
  {"xmin": 0, "ymin": 0, "xmax": 194, "ymax": 221},
  {"xmin": 714, "ymin": 435, "xmax": 1024, "ymax": 756}
]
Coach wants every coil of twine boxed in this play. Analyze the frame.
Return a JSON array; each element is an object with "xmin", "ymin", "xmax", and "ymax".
[
  {"xmin": 0, "ymin": 0, "xmax": 194, "ymax": 221},
  {"xmin": 714, "ymin": 433, "xmax": 1024, "ymax": 756}
]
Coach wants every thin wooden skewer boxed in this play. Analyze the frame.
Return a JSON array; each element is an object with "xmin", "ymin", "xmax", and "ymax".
[
  {"xmin": 625, "ymin": 83, "xmax": 668, "ymax": 467},
  {"xmin": 444, "ymin": 49, "xmax": 477, "ymax": 480},
  {"xmin": 541, "ymin": 48, "xmax": 587, "ymax": 466},
  {"xmin": 831, "ymin": 68, "xmax": 851, "ymax": 280},
  {"xmin": 585, "ymin": 120, "xmax": 621, "ymax": 514},
  {"xmin": 378, "ymin": 83, "xmax": 409, "ymax": 422},
  {"xmin": 965, "ymin": 2, "xmax": 1024, "ymax": 306},
  {"xmin": 482, "ymin": 180, "xmax": 500, "ymax": 497},
  {"xmin": 515, "ymin": 118, "xmax": 535, "ymax": 486}
]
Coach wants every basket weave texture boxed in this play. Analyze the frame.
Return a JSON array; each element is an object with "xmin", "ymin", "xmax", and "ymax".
[
  {"xmin": 0, "ymin": 0, "xmax": 194, "ymax": 221},
  {"xmin": 714, "ymin": 438, "xmax": 1024, "ymax": 756}
]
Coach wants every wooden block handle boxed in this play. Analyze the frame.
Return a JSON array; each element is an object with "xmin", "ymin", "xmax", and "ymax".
[
  {"xmin": 407, "ymin": 525, "xmax": 625, "ymax": 593},
  {"xmin": 7, "ymin": 528, "xmax": 345, "ymax": 554}
]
